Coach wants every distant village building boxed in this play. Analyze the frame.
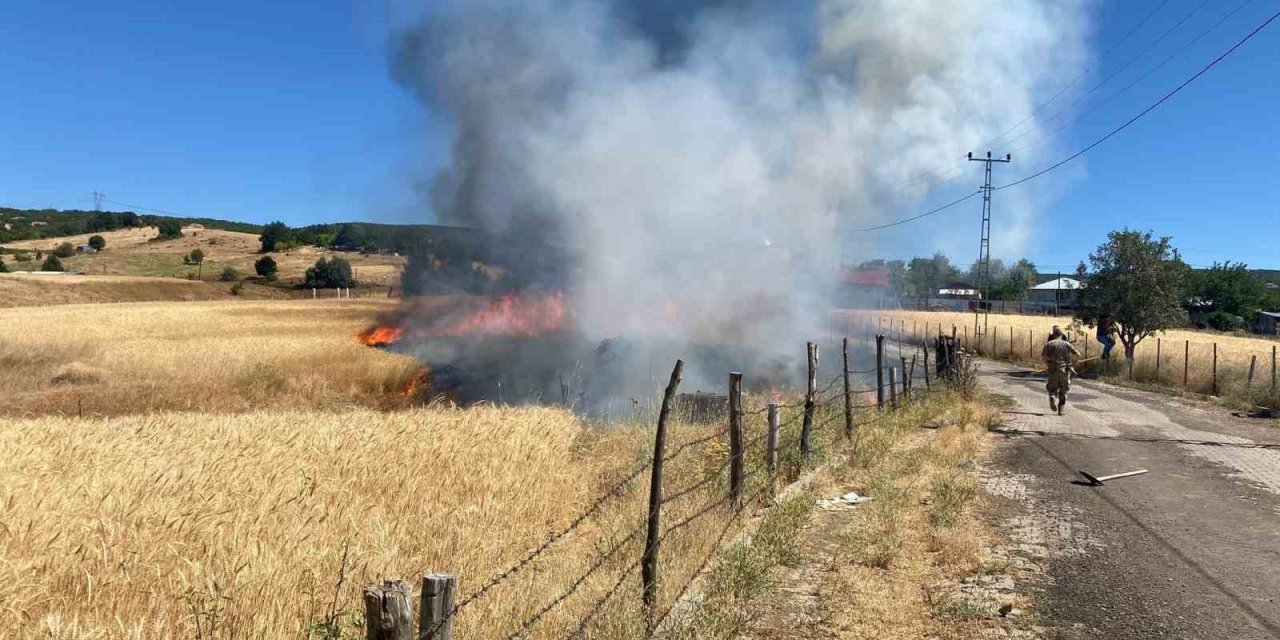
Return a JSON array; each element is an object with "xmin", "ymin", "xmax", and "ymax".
[
  {"xmin": 1256, "ymin": 311, "xmax": 1280, "ymax": 336},
  {"xmin": 30, "ymin": 221, "xmax": 48, "ymax": 227},
  {"xmin": 835, "ymin": 267, "xmax": 896, "ymax": 308},
  {"xmin": 76, "ymin": 244, "xmax": 98, "ymax": 254},
  {"xmin": 938, "ymin": 282, "xmax": 979, "ymax": 298},
  {"xmin": 1029, "ymin": 276, "xmax": 1082, "ymax": 305},
  {"xmin": 182, "ymin": 223, "xmax": 205, "ymax": 231}
]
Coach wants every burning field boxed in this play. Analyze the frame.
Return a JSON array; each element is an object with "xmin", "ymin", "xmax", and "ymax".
[{"xmin": 354, "ymin": 292, "xmax": 837, "ymax": 414}]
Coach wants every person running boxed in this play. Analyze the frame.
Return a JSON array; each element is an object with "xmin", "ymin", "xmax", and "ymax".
[
  {"xmin": 1096, "ymin": 315, "xmax": 1117, "ymax": 360},
  {"xmin": 1042, "ymin": 326, "xmax": 1082, "ymax": 415}
]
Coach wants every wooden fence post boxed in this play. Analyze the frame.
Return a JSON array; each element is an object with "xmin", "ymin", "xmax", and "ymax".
[
  {"xmin": 1156, "ymin": 338, "xmax": 1162, "ymax": 383},
  {"xmin": 1273, "ymin": 345, "xmax": 1277, "ymax": 394},
  {"xmin": 876, "ymin": 335, "xmax": 886, "ymax": 410},
  {"xmin": 363, "ymin": 580, "xmax": 413, "ymax": 640},
  {"xmin": 1010, "ymin": 326, "xmax": 1014, "ymax": 359},
  {"xmin": 420, "ymin": 574, "xmax": 457, "ymax": 640},
  {"xmin": 1212, "ymin": 343, "xmax": 1219, "ymax": 396},
  {"xmin": 642, "ymin": 360, "xmax": 683, "ymax": 627},
  {"xmin": 766, "ymin": 403, "xmax": 779, "ymax": 496},
  {"xmin": 889, "ymin": 368, "xmax": 898, "ymax": 410},
  {"xmin": 908, "ymin": 355, "xmax": 917, "ymax": 398},
  {"xmin": 1184, "ymin": 340, "xmax": 1190, "ymax": 388},
  {"xmin": 1248, "ymin": 355, "xmax": 1257, "ymax": 390},
  {"xmin": 1028, "ymin": 329, "xmax": 1033, "ymax": 361},
  {"xmin": 922, "ymin": 342, "xmax": 931, "ymax": 390},
  {"xmin": 900, "ymin": 356, "xmax": 909, "ymax": 398},
  {"xmin": 801, "ymin": 343, "xmax": 818, "ymax": 457},
  {"xmin": 842, "ymin": 338, "xmax": 853, "ymax": 439},
  {"xmin": 728, "ymin": 372, "xmax": 744, "ymax": 509}
]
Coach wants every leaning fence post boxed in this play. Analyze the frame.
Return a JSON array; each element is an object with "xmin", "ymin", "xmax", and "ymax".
[
  {"xmin": 1248, "ymin": 355, "xmax": 1257, "ymax": 389},
  {"xmin": 363, "ymin": 580, "xmax": 413, "ymax": 640},
  {"xmin": 766, "ymin": 403, "xmax": 779, "ymax": 496},
  {"xmin": 908, "ymin": 355, "xmax": 917, "ymax": 398},
  {"xmin": 875, "ymin": 335, "xmax": 886, "ymax": 410},
  {"xmin": 801, "ymin": 343, "xmax": 818, "ymax": 457},
  {"xmin": 420, "ymin": 574, "xmax": 457, "ymax": 640},
  {"xmin": 642, "ymin": 360, "xmax": 683, "ymax": 628},
  {"xmin": 922, "ymin": 342, "xmax": 931, "ymax": 390},
  {"xmin": 842, "ymin": 338, "xmax": 853, "ymax": 439},
  {"xmin": 889, "ymin": 368, "xmax": 898, "ymax": 410},
  {"xmin": 1212, "ymin": 343, "xmax": 1219, "ymax": 396},
  {"xmin": 728, "ymin": 372, "xmax": 744, "ymax": 510}
]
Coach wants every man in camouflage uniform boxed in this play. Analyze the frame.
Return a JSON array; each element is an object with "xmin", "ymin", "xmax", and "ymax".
[{"xmin": 1041, "ymin": 325, "xmax": 1082, "ymax": 415}]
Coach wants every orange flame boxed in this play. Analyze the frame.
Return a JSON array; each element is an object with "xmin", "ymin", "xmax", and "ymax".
[
  {"xmin": 432, "ymin": 292, "xmax": 566, "ymax": 337},
  {"xmin": 357, "ymin": 324, "xmax": 405, "ymax": 347},
  {"xmin": 401, "ymin": 367, "xmax": 432, "ymax": 397}
]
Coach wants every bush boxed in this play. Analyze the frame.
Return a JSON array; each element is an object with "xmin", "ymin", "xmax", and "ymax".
[
  {"xmin": 156, "ymin": 219, "xmax": 183, "ymax": 240},
  {"xmin": 304, "ymin": 257, "xmax": 355, "ymax": 289},
  {"xmin": 219, "ymin": 267, "xmax": 240, "ymax": 282},
  {"xmin": 1206, "ymin": 310, "xmax": 1245, "ymax": 332},
  {"xmin": 87, "ymin": 235, "xmax": 106, "ymax": 251},
  {"xmin": 254, "ymin": 255, "xmax": 278, "ymax": 281},
  {"xmin": 14, "ymin": 251, "xmax": 31, "ymax": 263},
  {"xmin": 230, "ymin": 282, "xmax": 244, "ymax": 296},
  {"xmin": 0, "ymin": 256, "xmax": 7, "ymax": 273},
  {"xmin": 41, "ymin": 255, "xmax": 64, "ymax": 272},
  {"xmin": 53, "ymin": 242, "xmax": 75, "ymax": 258}
]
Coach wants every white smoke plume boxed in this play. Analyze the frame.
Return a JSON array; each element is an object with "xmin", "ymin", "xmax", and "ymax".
[{"xmin": 390, "ymin": 0, "xmax": 1089, "ymax": 391}]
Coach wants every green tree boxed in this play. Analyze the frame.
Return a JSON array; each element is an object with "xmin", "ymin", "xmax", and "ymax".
[
  {"xmin": 53, "ymin": 242, "xmax": 75, "ymax": 258},
  {"xmin": 991, "ymin": 259, "xmax": 1037, "ymax": 301},
  {"xmin": 304, "ymin": 257, "xmax": 355, "ymax": 288},
  {"xmin": 254, "ymin": 255, "xmax": 278, "ymax": 281},
  {"xmin": 156, "ymin": 219, "xmax": 183, "ymax": 240},
  {"xmin": 259, "ymin": 221, "xmax": 293, "ymax": 253},
  {"xmin": 87, "ymin": 235, "xmax": 106, "ymax": 251},
  {"xmin": 903, "ymin": 253, "xmax": 961, "ymax": 296},
  {"xmin": 41, "ymin": 254, "xmax": 64, "ymax": 272},
  {"xmin": 1186, "ymin": 261, "xmax": 1265, "ymax": 321},
  {"xmin": 1075, "ymin": 230, "xmax": 1190, "ymax": 359},
  {"xmin": 333, "ymin": 224, "xmax": 365, "ymax": 251},
  {"xmin": 188, "ymin": 248, "xmax": 205, "ymax": 264}
]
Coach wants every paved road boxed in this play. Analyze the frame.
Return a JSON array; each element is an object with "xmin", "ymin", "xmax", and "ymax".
[{"xmin": 980, "ymin": 360, "xmax": 1280, "ymax": 639}]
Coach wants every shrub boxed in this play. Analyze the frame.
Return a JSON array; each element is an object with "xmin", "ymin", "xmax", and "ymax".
[
  {"xmin": 0, "ymin": 256, "xmax": 7, "ymax": 273},
  {"xmin": 14, "ymin": 251, "xmax": 31, "ymax": 262},
  {"xmin": 230, "ymin": 282, "xmax": 245, "ymax": 296},
  {"xmin": 219, "ymin": 267, "xmax": 240, "ymax": 282},
  {"xmin": 87, "ymin": 235, "xmax": 106, "ymax": 251},
  {"xmin": 41, "ymin": 255, "xmax": 64, "ymax": 272},
  {"xmin": 304, "ymin": 257, "xmax": 355, "ymax": 289},
  {"xmin": 254, "ymin": 256, "xmax": 278, "ymax": 281},
  {"xmin": 156, "ymin": 220, "xmax": 183, "ymax": 240},
  {"xmin": 53, "ymin": 242, "xmax": 75, "ymax": 258},
  {"xmin": 1206, "ymin": 310, "xmax": 1244, "ymax": 332}
]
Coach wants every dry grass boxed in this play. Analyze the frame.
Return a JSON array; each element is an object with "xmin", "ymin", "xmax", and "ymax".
[
  {"xmin": 840, "ymin": 310, "xmax": 1280, "ymax": 407},
  {"xmin": 0, "ymin": 273, "xmax": 291, "ymax": 308},
  {"xmin": 0, "ymin": 299, "xmax": 421, "ymax": 416},
  {"xmin": 3, "ymin": 226, "xmax": 405, "ymax": 285}
]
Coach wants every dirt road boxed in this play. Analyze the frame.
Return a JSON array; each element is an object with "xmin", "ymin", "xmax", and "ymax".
[{"xmin": 980, "ymin": 360, "xmax": 1280, "ymax": 638}]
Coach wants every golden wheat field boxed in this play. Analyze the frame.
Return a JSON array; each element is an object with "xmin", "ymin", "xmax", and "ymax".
[
  {"xmin": 0, "ymin": 299, "xmax": 425, "ymax": 416},
  {"xmin": 838, "ymin": 310, "xmax": 1280, "ymax": 404},
  {"xmin": 0, "ymin": 297, "xmax": 848, "ymax": 639}
]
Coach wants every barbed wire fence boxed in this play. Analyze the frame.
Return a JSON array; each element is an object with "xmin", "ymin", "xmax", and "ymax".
[{"xmin": 361, "ymin": 333, "xmax": 939, "ymax": 640}]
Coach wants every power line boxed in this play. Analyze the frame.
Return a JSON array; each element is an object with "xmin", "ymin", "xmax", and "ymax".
[
  {"xmin": 984, "ymin": 0, "xmax": 1175, "ymax": 149},
  {"xmin": 100, "ymin": 198, "xmax": 199, "ymax": 218},
  {"xmin": 996, "ymin": 8, "xmax": 1279, "ymax": 191},
  {"xmin": 846, "ymin": 190, "xmax": 983, "ymax": 233},
  {"xmin": 1003, "ymin": 0, "xmax": 1260, "ymax": 158}
]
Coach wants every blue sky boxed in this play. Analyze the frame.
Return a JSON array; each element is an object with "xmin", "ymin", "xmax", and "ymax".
[{"xmin": 1, "ymin": 1, "xmax": 1277, "ymax": 270}]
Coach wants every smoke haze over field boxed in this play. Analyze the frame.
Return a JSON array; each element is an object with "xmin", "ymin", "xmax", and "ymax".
[{"xmin": 387, "ymin": 0, "xmax": 1090, "ymax": 393}]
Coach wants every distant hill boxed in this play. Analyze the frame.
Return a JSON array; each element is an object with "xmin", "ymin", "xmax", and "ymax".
[
  {"xmin": 1250, "ymin": 269, "xmax": 1280, "ymax": 283},
  {"xmin": 0, "ymin": 207, "xmax": 260, "ymax": 244}
]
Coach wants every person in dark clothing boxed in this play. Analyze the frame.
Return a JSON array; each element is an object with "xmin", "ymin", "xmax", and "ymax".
[{"xmin": 1096, "ymin": 315, "xmax": 1116, "ymax": 360}]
